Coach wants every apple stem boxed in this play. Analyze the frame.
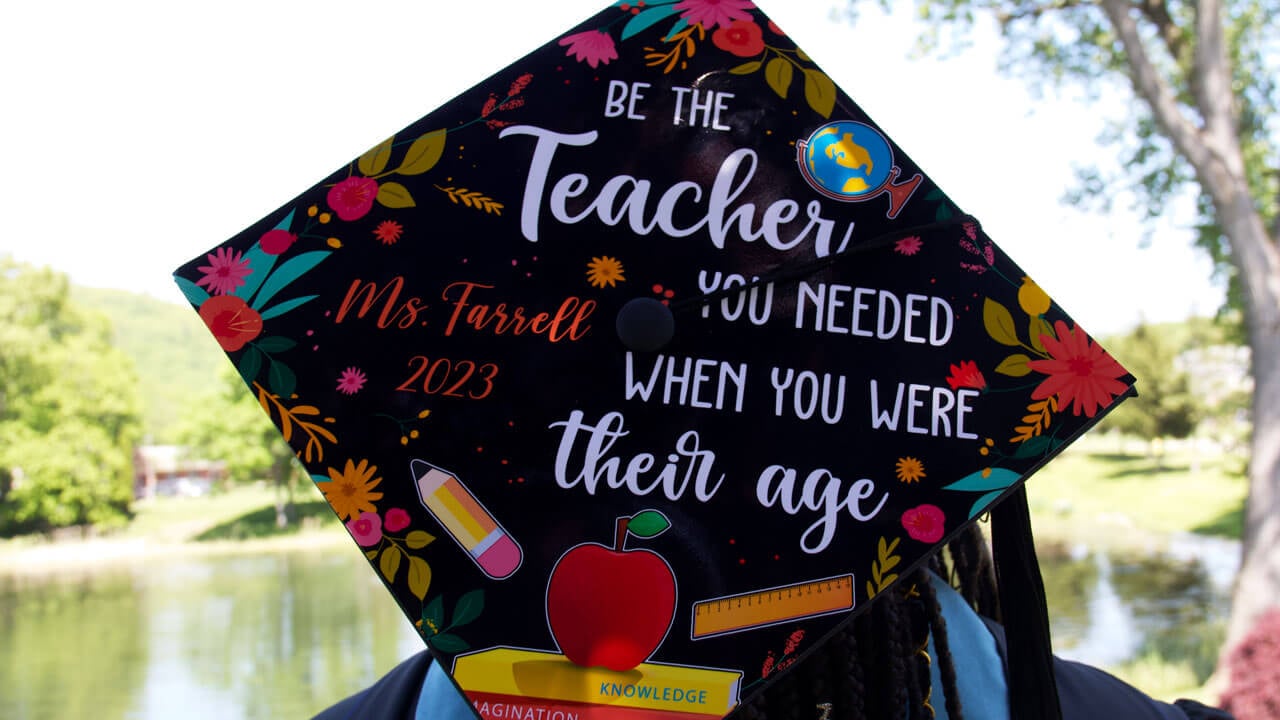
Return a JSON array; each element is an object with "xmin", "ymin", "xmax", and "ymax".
[{"xmin": 614, "ymin": 516, "xmax": 630, "ymax": 552}]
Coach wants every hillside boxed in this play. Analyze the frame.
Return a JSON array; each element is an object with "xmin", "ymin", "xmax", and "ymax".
[{"xmin": 71, "ymin": 286, "xmax": 227, "ymax": 443}]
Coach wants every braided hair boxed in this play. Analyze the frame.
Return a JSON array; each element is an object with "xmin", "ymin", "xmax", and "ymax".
[{"xmin": 737, "ymin": 525, "xmax": 998, "ymax": 720}]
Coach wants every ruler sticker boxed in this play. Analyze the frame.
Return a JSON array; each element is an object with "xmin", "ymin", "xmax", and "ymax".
[{"xmin": 690, "ymin": 574, "xmax": 855, "ymax": 640}]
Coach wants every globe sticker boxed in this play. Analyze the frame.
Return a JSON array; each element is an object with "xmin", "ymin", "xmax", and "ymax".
[
  {"xmin": 797, "ymin": 121, "xmax": 924, "ymax": 218},
  {"xmin": 174, "ymin": 2, "xmax": 1135, "ymax": 720}
]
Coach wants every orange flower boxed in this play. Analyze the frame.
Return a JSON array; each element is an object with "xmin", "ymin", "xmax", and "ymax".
[
  {"xmin": 321, "ymin": 459, "xmax": 384, "ymax": 520},
  {"xmin": 198, "ymin": 295, "xmax": 263, "ymax": 352},
  {"xmin": 1027, "ymin": 321, "xmax": 1127, "ymax": 417}
]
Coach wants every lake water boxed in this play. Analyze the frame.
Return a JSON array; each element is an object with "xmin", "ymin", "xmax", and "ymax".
[{"xmin": 0, "ymin": 538, "xmax": 1236, "ymax": 719}]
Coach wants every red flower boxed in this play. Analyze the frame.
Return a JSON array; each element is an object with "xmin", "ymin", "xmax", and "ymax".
[
  {"xmin": 327, "ymin": 176, "xmax": 379, "ymax": 221},
  {"xmin": 558, "ymin": 30, "xmax": 618, "ymax": 69},
  {"xmin": 712, "ymin": 20, "xmax": 765, "ymax": 57},
  {"xmin": 259, "ymin": 228, "xmax": 297, "ymax": 255},
  {"xmin": 902, "ymin": 504, "xmax": 946, "ymax": 543},
  {"xmin": 946, "ymin": 360, "xmax": 986, "ymax": 391},
  {"xmin": 345, "ymin": 511, "xmax": 383, "ymax": 547},
  {"xmin": 373, "ymin": 220, "xmax": 404, "ymax": 245},
  {"xmin": 198, "ymin": 295, "xmax": 263, "ymax": 352},
  {"xmin": 1027, "ymin": 321, "xmax": 1127, "ymax": 418},
  {"xmin": 384, "ymin": 507, "xmax": 411, "ymax": 533}
]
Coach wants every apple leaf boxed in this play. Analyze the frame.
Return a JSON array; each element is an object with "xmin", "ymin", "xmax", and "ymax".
[
  {"xmin": 451, "ymin": 589, "xmax": 484, "ymax": 628},
  {"xmin": 429, "ymin": 633, "xmax": 469, "ymax": 653},
  {"xmin": 627, "ymin": 510, "xmax": 671, "ymax": 539}
]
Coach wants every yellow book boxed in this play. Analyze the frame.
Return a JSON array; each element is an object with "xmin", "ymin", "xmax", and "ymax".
[{"xmin": 452, "ymin": 647, "xmax": 742, "ymax": 715}]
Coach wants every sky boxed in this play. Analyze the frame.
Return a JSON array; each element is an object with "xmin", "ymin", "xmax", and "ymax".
[{"xmin": 0, "ymin": 0, "xmax": 1224, "ymax": 337}]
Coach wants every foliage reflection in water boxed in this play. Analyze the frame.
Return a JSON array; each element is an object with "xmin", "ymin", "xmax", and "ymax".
[{"xmin": 0, "ymin": 540, "xmax": 1233, "ymax": 719}]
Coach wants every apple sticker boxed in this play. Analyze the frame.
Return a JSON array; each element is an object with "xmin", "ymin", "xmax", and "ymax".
[{"xmin": 546, "ymin": 510, "xmax": 677, "ymax": 672}]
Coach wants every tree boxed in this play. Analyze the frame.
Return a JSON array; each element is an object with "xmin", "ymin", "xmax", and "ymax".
[
  {"xmin": 848, "ymin": 0, "xmax": 1279, "ymax": 678},
  {"xmin": 177, "ymin": 363, "xmax": 305, "ymax": 527},
  {"xmin": 1105, "ymin": 322, "xmax": 1200, "ymax": 447},
  {"xmin": 0, "ymin": 258, "xmax": 142, "ymax": 533}
]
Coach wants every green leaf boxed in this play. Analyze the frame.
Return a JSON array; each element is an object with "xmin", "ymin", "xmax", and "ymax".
[
  {"xmin": 621, "ymin": 5, "xmax": 680, "ymax": 41},
  {"xmin": 380, "ymin": 545, "xmax": 403, "ymax": 583},
  {"xmin": 451, "ymin": 589, "xmax": 484, "ymax": 627},
  {"xmin": 765, "ymin": 57, "xmax": 793, "ymax": 99},
  {"xmin": 942, "ymin": 467, "xmax": 1020, "ymax": 493},
  {"xmin": 408, "ymin": 556, "xmax": 432, "ymax": 601},
  {"xmin": 259, "ymin": 295, "xmax": 319, "ymax": 321},
  {"xmin": 1012, "ymin": 435, "xmax": 1057, "ymax": 459},
  {"xmin": 267, "ymin": 359, "xmax": 296, "ymax": 397},
  {"xmin": 1029, "ymin": 316, "xmax": 1054, "ymax": 353},
  {"xmin": 428, "ymin": 633, "xmax": 470, "ymax": 653},
  {"xmin": 396, "ymin": 129, "xmax": 447, "ymax": 176},
  {"xmin": 983, "ymin": 298, "xmax": 1020, "ymax": 347},
  {"xmin": 237, "ymin": 346, "xmax": 263, "ymax": 385},
  {"xmin": 936, "ymin": 203, "xmax": 954, "ymax": 222},
  {"xmin": 376, "ymin": 181, "xmax": 416, "ymax": 209},
  {"xmin": 406, "ymin": 530, "xmax": 436, "ymax": 549},
  {"xmin": 358, "ymin": 136, "xmax": 394, "ymax": 176},
  {"xmin": 802, "ymin": 69, "xmax": 836, "ymax": 118},
  {"xmin": 627, "ymin": 509, "xmax": 671, "ymax": 538},
  {"xmin": 174, "ymin": 275, "xmax": 210, "ymax": 306},
  {"xmin": 729, "ymin": 61, "xmax": 763, "ymax": 75},
  {"xmin": 254, "ymin": 336, "xmax": 297, "ymax": 353},
  {"xmin": 968, "ymin": 489, "xmax": 1005, "ymax": 520},
  {"xmin": 422, "ymin": 596, "xmax": 445, "ymax": 631},
  {"xmin": 995, "ymin": 354, "xmax": 1033, "ymax": 377},
  {"xmin": 251, "ymin": 251, "xmax": 330, "ymax": 310}
]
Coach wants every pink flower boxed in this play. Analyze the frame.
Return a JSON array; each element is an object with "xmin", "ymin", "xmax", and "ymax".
[
  {"xmin": 327, "ymin": 176, "xmax": 379, "ymax": 221},
  {"xmin": 345, "ymin": 511, "xmax": 383, "ymax": 547},
  {"xmin": 674, "ymin": 0, "xmax": 756, "ymax": 30},
  {"xmin": 558, "ymin": 30, "xmax": 617, "ymax": 69},
  {"xmin": 902, "ymin": 504, "xmax": 946, "ymax": 543},
  {"xmin": 1027, "ymin": 321, "xmax": 1128, "ymax": 417},
  {"xmin": 946, "ymin": 360, "xmax": 986, "ymax": 391},
  {"xmin": 336, "ymin": 367, "xmax": 367, "ymax": 395},
  {"xmin": 198, "ymin": 295, "xmax": 263, "ymax": 352},
  {"xmin": 259, "ymin": 229, "xmax": 297, "ymax": 255},
  {"xmin": 195, "ymin": 246, "xmax": 252, "ymax": 295},
  {"xmin": 712, "ymin": 20, "xmax": 764, "ymax": 57},
  {"xmin": 384, "ymin": 507, "xmax": 411, "ymax": 533},
  {"xmin": 894, "ymin": 236, "xmax": 923, "ymax": 256}
]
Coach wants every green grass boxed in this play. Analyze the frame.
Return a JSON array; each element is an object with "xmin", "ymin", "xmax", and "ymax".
[{"xmin": 1025, "ymin": 433, "xmax": 1246, "ymax": 547}]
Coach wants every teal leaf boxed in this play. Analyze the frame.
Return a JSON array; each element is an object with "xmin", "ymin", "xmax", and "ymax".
[
  {"xmin": 622, "ymin": 5, "xmax": 680, "ymax": 40},
  {"xmin": 251, "ymin": 251, "xmax": 330, "ymax": 310},
  {"xmin": 254, "ymin": 336, "xmax": 297, "ymax": 354},
  {"xmin": 662, "ymin": 16, "xmax": 688, "ymax": 41},
  {"xmin": 942, "ymin": 468, "xmax": 1020, "ymax": 493},
  {"xmin": 428, "ymin": 633, "xmax": 469, "ymax": 653},
  {"xmin": 268, "ymin": 359, "xmax": 297, "ymax": 397},
  {"xmin": 627, "ymin": 510, "xmax": 671, "ymax": 538},
  {"xmin": 272, "ymin": 208, "xmax": 296, "ymax": 232},
  {"xmin": 237, "ymin": 346, "xmax": 263, "ymax": 385},
  {"xmin": 310, "ymin": 474, "xmax": 328, "ymax": 484},
  {"xmin": 1012, "ymin": 435, "xmax": 1057, "ymax": 459},
  {"xmin": 969, "ymin": 489, "xmax": 1005, "ymax": 520},
  {"xmin": 174, "ymin": 275, "xmax": 210, "ymax": 307},
  {"xmin": 422, "ymin": 596, "xmax": 445, "ymax": 631},
  {"xmin": 260, "ymin": 295, "xmax": 319, "ymax": 321},
  {"xmin": 451, "ymin": 589, "xmax": 484, "ymax": 628},
  {"xmin": 233, "ymin": 244, "xmax": 279, "ymax": 302},
  {"xmin": 936, "ymin": 203, "xmax": 954, "ymax": 222}
]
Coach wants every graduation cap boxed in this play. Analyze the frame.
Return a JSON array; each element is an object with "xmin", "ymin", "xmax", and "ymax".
[{"xmin": 174, "ymin": 3, "xmax": 1134, "ymax": 719}]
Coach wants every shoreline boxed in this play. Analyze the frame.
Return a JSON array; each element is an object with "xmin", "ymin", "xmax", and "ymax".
[{"xmin": 0, "ymin": 526, "xmax": 352, "ymax": 577}]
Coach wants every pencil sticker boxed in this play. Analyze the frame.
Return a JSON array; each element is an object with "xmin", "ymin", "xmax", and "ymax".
[
  {"xmin": 412, "ymin": 459, "xmax": 523, "ymax": 580},
  {"xmin": 690, "ymin": 575, "xmax": 855, "ymax": 640}
]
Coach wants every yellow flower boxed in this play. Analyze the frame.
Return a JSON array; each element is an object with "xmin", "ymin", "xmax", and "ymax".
[
  {"xmin": 586, "ymin": 256, "xmax": 626, "ymax": 288},
  {"xmin": 1017, "ymin": 276, "xmax": 1051, "ymax": 316},
  {"xmin": 895, "ymin": 456, "xmax": 926, "ymax": 483},
  {"xmin": 321, "ymin": 458, "xmax": 384, "ymax": 520}
]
